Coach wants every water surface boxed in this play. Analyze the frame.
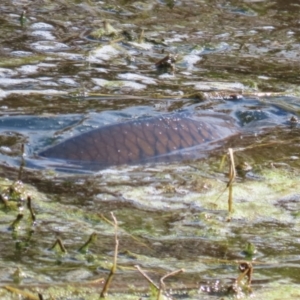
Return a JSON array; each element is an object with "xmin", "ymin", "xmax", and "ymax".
[{"xmin": 1, "ymin": 0, "xmax": 300, "ymax": 299}]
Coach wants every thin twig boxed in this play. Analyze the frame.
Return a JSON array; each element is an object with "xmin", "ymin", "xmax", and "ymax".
[
  {"xmin": 99, "ymin": 214, "xmax": 150, "ymax": 250},
  {"xmin": 227, "ymin": 148, "xmax": 236, "ymax": 216},
  {"xmin": 134, "ymin": 265, "xmax": 159, "ymax": 290},
  {"xmin": 158, "ymin": 269, "xmax": 185, "ymax": 300},
  {"xmin": 227, "ymin": 148, "xmax": 236, "ymax": 188},
  {"xmin": 100, "ymin": 212, "xmax": 119, "ymax": 298},
  {"xmin": 214, "ymin": 148, "xmax": 236, "ymax": 208}
]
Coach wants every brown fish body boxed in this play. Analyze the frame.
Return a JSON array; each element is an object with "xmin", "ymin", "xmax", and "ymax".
[{"xmin": 39, "ymin": 112, "xmax": 238, "ymax": 170}]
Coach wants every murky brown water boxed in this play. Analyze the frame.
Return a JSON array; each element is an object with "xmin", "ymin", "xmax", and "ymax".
[{"xmin": 1, "ymin": 0, "xmax": 300, "ymax": 299}]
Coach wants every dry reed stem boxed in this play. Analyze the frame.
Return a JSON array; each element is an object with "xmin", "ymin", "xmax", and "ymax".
[
  {"xmin": 135, "ymin": 265, "xmax": 159, "ymax": 290},
  {"xmin": 135, "ymin": 265, "xmax": 184, "ymax": 300},
  {"xmin": 227, "ymin": 148, "xmax": 236, "ymax": 215},
  {"xmin": 157, "ymin": 269, "xmax": 185, "ymax": 300}
]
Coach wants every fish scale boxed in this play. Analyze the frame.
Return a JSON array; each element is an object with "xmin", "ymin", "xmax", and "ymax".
[{"xmin": 39, "ymin": 112, "xmax": 238, "ymax": 170}]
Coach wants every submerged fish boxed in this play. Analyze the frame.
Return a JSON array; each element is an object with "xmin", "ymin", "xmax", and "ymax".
[{"xmin": 38, "ymin": 112, "xmax": 238, "ymax": 171}]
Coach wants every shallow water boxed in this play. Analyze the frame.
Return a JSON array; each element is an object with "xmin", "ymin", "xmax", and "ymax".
[{"xmin": 1, "ymin": 0, "xmax": 300, "ymax": 299}]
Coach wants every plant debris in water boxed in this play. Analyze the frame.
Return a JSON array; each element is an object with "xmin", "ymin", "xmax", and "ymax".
[{"xmin": 0, "ymin": 0, "xmax": 300, "ymax": 299}]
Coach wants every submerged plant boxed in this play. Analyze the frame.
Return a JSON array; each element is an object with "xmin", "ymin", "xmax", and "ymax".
[{"xmin": 78, "ymin": 232, "xmax": 97, "ymax": 254}]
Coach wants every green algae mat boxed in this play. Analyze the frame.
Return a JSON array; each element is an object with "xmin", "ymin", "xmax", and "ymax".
[{"xmin": 1, "ymin": 0, "xmax": 300, "ymax": 299}]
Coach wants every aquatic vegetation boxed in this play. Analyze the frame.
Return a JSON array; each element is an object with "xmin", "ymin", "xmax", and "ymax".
[{"xmin": 0, "ymin": 0, "xmax": 300, "ymax": 298}]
